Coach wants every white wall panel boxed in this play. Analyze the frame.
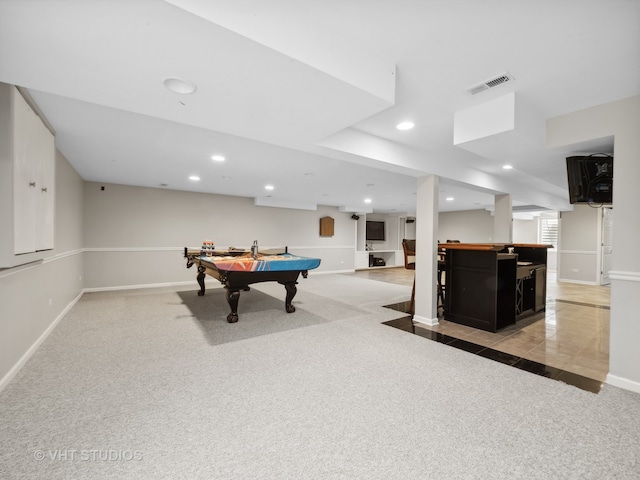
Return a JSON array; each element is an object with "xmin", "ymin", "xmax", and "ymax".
[{"xmin": 82, "ymin": 182, "xmax": 356, "ymax": 289}]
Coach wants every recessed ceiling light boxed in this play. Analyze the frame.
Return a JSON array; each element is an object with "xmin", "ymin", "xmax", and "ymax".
[
  {"xmin": 163, "ymin": 77, "xmax": 197, "ymax": 94},
  {"xmin": 265, "ymin": 185, "xmax": 274, "ymax": 190},
  {"xmin": 364, "ymin": 198, "xmax": 372, "ymax": 203},
  {"xmin": 503, "ymin": 164, "xmax": 513, "ymax": 170},
  {"xmin": 189, "ymin": 175, "xmax": 200, "ymax": 181},
  {"xmin": 211, "ymin": 155, "xmax": 225, "ymax": 162},
  {"xmin": 446, "ymin": 197, "xmax": 454, "ymax": 201},
  {"xmin": 396, "ymin": 121, "xmax": 415, "ymax": 130}
]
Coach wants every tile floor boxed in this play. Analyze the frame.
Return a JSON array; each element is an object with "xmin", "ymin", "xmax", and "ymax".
[{"xmin": 346, "ymin": 268, "xmax": 610, "ymax": 393}]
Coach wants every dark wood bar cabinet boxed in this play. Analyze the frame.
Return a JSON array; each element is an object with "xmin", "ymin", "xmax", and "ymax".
[{"xmin": 439, "ymin": 243, "xmax": 552, "ymax": 332}]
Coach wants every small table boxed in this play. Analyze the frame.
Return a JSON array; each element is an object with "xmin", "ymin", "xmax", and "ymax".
[{"xmin": 184, "ymin": 248, "xmax": 321, "ymax": 323}]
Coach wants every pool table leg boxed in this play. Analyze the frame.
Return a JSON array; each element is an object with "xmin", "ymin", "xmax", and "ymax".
[
  {"xmin": 196, "ymin": 266, "xmax": 206, "ymax": 296},
  {"xmin": 226, "ymin": 289, "xmax": 240, "ymax": 323},
  {"xmin": 284, "ymin": 282, "xmax": 297, "ymax": 313}
]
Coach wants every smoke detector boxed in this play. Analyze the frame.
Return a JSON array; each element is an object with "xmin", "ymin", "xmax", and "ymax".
[{"xmin": 466, "ymin": 72, "xmax": 515, "ymax": 95}]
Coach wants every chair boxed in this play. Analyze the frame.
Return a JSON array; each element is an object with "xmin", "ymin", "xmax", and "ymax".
[
  {"xmin": 438, "ymin": 241, "xmax": 458, "ymax": 308},
  {"xmin": 402, "ymin": 239, "xmax": 416, "ymax": 270},
  {"xmin": 402, "ymin": 239, "xmax": 416, "ymax": 315},
  {"xmin": 403, "ymin": 239, "xmax": 447, "ymax": 315},
  {"xmin": 437, "ymin": 248, "xmax": 446, "ymax": 310}
]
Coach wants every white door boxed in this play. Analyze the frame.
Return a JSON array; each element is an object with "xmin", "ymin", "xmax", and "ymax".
[{"xmin": 601, "ymin": 207, "xmax": 613, "ymax": 285}]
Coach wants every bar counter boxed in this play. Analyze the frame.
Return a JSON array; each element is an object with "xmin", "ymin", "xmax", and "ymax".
[{"xmin": 438, "ymin": 243, "xmax": 552, "ymax": 332}]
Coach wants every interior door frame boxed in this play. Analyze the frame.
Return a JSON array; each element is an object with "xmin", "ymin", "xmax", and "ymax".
[{"xmin": 599, "ymin": 206, "xmax": 613, "ymax": 285}]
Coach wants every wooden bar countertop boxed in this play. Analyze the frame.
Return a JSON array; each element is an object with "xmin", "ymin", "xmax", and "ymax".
[{"xmin": 438, "ymin": 243, "xmax": 553, "ymax": 251}]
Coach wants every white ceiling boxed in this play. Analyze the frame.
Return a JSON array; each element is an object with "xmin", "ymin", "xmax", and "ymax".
[{"xmin": 1, "ymin": 0, "xmax": 637, "ymax": 215}]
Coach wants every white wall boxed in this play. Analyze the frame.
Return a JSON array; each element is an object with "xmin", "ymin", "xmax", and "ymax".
[
  {"xmin": 82, "ymin": 182, "xmax": 356, "ymax": 289},
  {"xmin": 438, "ymin": 209, "xmax": 493, "ymax": 243},
  {"xmin": 403, "ymin": 219, "xmax": 417, "ymax": 240},
  {"xmin": 557, "ymin": 206, "xmax": 600, "ymax": 284},
  {"xmin": 513, "ymin": 218, "xmax": 537, "ymax": 243},
  {"xmin": 0, "ymin": 151, "xmax": 84, "ymax": 388}
]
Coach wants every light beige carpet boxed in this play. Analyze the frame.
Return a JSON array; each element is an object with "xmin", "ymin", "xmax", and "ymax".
[{"xmin": 1, "ymin": 274, "xmax": 639, "ymax": 479}]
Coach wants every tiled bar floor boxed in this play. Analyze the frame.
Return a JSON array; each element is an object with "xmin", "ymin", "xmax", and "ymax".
[{"xmin": 346, "ymin": 268, "xmax": 610, "ymax": 393}]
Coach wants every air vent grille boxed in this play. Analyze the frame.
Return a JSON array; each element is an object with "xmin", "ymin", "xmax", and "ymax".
[{"xmin": 466, "ymin": 72, "xmax": 515, "ymax": 95}]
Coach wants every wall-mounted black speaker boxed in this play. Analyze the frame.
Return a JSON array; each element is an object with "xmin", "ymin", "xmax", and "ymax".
[
  {"xmin": 351, "ymin": 214, "xmax": 360, "ymax": 220},
  {"xmin": 406, "ymin": 218, "xmax": 415, "ymax": 223}
]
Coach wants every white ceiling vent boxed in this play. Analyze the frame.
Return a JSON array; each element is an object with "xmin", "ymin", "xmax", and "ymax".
[{"xmin": 466, "ymin": 72, "xmax": 515, "ymax": 95}]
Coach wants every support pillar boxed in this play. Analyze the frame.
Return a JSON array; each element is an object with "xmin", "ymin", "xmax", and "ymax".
[
  {"xmin": 413, "ymin": 175, "xmax": 439, "ymax": 325},
  {"xmin": 493, "ymin": 194, "xmax": 512, "ymax": 243}
]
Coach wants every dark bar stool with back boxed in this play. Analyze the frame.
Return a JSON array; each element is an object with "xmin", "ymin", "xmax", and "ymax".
[
  {"xmin": 402, "ymin": 239, "xmax": 416, "ymax": 315},
  {"xmin": 402, "ymin": 239, "xmax": 446, "ymax": 316}
]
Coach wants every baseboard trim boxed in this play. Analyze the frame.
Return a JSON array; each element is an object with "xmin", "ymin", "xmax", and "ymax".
[
  {"xmin": 83, "ymin": 280, "xmax": 222, "ymax": 293},
  {"xmin": 413, "ymin": 315, "xmax": 439, "ymax": 326},
  {"xmin": 83, "ymin": 271, "xmax": 353, "ymax": 292},
  {"xmin": 0, "ymin": 290, "xmax": 84, "ymax": 394},
  {"xmin": 309, "ymin": 269, "xmax": 354, "ymax": 275},
  {"xmin": 556, "ymin": 278, "xmax": 599, "ymax": 286},
  {"xmin": 605, "ymin": 373, "xmax": 640, "ymax": 394},
  {"xmin": 558, "ymin": 250, "xmax": 597, "ymax": 255}
]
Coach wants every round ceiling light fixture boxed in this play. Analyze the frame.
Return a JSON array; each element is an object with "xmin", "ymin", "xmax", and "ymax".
[
  {"xmin": 211, "ymin": 155, "xmax": 225, "ymax": 162},
  {"xmin": 396, "ymin": 121, "xmax": 415, "ymax": 131},
  {"xmin": 163, "ymin": 77, "xmax": 197, "ymax": 95}
]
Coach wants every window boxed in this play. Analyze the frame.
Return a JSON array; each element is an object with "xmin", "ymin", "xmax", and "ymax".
[{"xmin": 539, "ymin": 216, "xmax": 558, "ymax": 248}]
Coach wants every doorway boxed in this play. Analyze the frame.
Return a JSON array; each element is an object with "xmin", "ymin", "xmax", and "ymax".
[{"xmin": 600, "ymin": 207, "xmax": 613, "ymax": 285}]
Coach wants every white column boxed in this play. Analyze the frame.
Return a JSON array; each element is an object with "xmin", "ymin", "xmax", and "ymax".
[
  {"xmin": 547, "ymin": 95, "xmax": 640, "ymax": 393},
  {"xmin": 493, "ymin": 194, "xmax": 512, "ymax": 243},
  {"xmin": 608, "ymin": 125, "xmax": 640, "ymax": 392},
  {"xmin": 413, "ymin": 175, "xmax": 439, "ymax": 325}
]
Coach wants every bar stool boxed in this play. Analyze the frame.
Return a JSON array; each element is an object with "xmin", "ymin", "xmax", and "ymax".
[
  {"xmin": 437, "ymin": 248, "xmax": 446, "ymax": 310},
  {"xmin": 402, "ymin": 239, "xmax": 416, "ymax": 315}
]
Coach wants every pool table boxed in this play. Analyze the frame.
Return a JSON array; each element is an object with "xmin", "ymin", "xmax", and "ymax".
[{"xmin": 184, "ymin": 247, "xmax": 321, "ymax": 323}]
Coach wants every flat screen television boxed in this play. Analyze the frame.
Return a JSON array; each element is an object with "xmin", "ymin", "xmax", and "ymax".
[
  {"xmin": 366, "ymin": 220, "xmax": 385, "ymax": 241},
  {"xmin": 566, "ymin": 154, "xmax": 613, "ymax": 205}
]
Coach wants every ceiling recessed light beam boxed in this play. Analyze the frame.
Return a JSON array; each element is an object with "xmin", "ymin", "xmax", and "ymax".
[{"xmin": 396, "ymin": 121, "xmax": 414, "ymax": 130}]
